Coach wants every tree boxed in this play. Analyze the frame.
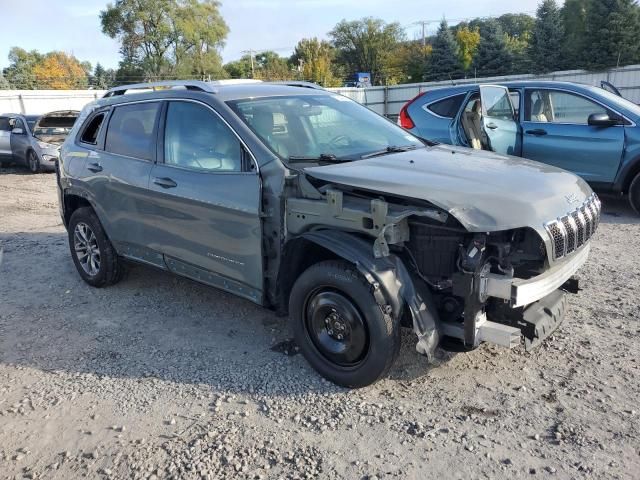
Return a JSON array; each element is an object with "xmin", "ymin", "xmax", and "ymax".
[
  {"xmin": 496, "ymin": 13, "xmax": 535, "ymax": 39},
  {"xmin": 425, "ymin": 20, "xmax": 463, "ymax": 81},
  {"xmin": 529, "ymin": 0, "xmax": 565, "ymax": 73},
  {"xmin": 223, "ymin": 54, "xmax": 254, "ymax": 78},
  {"xmin": 455, "ymin": 25, "xmax": 481, "ymax": 73},
  {"xmin": 390, "ymin": 41, "xmax": 432, "ymax": 84},
  {"xmin": 91, "ymin": 63, "xmax": 116, "ymax": 89},
  {"xmin": 32, "ymin": 52, "xmax": 88, "ymax": 89},
  {"xmin": 101, "ymin": 0, "xmax": 228, "ymax": 79},
  {"xmin": 582, "ymin": 0, "xmax": 640, "ymax": 69},
  {"xmin": 253, "ymin": 51, "xmax": 291, "ymax": 80},
  {"xmin": 471, "ymin": 20, "xmax": 512, "ymax": 78},
  {"xmin": 329, "ymin": 17, "xmax": 405, "ymax": 85},
  {"xmin": 3, "ymin": 47, "xmax": 43, "ymax": 89},
  {"xmin": 561, "ymin": 0, "xmax": 588, "ymax": 69},
  {"xmin": 173, "ymin": 0, "xmax": 228, "ymax": 79},
  {"xmin": 291, "ymin": 38, "xmax": 337, "ymax": 86},
  {"xmin": 0, "ymin": 73, "xmax": 10, "ymax": 89}
]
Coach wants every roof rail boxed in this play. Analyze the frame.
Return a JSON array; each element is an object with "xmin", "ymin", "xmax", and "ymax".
[
  {"xmin": 263, "ymin": 81, "xmax": 324, "ymax": 90},
  {"xmin": 103, "ymin": 80, "xmax": 217, "ymax": 98}
]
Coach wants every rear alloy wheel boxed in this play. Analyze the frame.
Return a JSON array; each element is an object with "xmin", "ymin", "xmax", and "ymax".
[
  {"xmin": 68, "ymin": 207, "xmax": 123, "ymax": 287},
  {"xmin": 289, "ymin": 260, "xmax": 401, "ymax": 388},
  {"xmin": 27, "ymin": 151, "xmax": 40, "ymax": 173},
  {"xmin": 629, "ymin": 172, "xmax": 640, "ymax": 215}
]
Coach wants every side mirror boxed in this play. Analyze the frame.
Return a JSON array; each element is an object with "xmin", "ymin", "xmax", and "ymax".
[
  {"xmin": 588, "ymin": 112, "xmax": 622, "ymax": 127},
  {"xmin": 11, "ymin": 127, "xmax": 24, "ymax": 135}
]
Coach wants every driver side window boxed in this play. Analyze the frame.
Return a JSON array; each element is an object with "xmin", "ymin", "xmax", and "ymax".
[{"xmin": 164, "ymin": 101, "xmax": 242, "ymax": 172}]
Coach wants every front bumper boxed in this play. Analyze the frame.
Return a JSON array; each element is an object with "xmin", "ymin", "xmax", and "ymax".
[{"xmin": 482, "ymin": 244, "xmax": 590, "ymax": 307}]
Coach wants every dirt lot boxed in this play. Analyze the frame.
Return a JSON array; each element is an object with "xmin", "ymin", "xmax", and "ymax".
[{"xmin": 0, "ymin": 166, "xmax": 639, "ymax": 480}]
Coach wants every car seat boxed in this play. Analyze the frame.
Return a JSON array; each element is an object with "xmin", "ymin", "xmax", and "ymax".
[
  {"xmin": 531, "ymin": 99, "xmax": 548, "ymax": 122},
  {"xmin": 462, "ymin": 100, "xmax": 484, "ymax": 150}
]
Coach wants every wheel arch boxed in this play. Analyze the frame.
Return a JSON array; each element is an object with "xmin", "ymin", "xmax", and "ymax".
[
  {"xmin": 63, "ymin": 191, "xmax": 94, "ymax": 227},
  {"xmin": 279, "ymin": 230, "xmax": 441, "ymax": 360}
]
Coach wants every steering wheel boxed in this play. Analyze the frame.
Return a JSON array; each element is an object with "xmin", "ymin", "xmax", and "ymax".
[{"xmin": 327, "ymin": 134, "xmax": 351, "ymax": 148}]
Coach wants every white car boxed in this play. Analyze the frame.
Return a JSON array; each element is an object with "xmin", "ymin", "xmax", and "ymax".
[{"xmin": 0, "ymin": 110, "xmax": 79, "ymax": 173}]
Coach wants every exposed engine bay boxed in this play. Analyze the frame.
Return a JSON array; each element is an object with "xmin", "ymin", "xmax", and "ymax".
[{"xmin": 285, "ymin": 173, "xmax": 586, "ymax": 358}]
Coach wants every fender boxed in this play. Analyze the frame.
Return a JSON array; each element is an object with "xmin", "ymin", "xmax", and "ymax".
[
  {"xmin": 301, "ymin": 230, "xmax": 441, "ymax": 360},
  {"xmin": 614, "ymin": 153, "xmax": 640, "ymax": 193}
]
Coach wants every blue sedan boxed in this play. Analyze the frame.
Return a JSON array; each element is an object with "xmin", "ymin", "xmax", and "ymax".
[{"xmin": 398, "ymin": 81, "xmax": 640, "ymax": 212}]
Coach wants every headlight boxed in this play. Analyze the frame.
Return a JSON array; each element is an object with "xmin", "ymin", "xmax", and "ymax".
[{"xmin": 42, "ymin": 154, "xmax": 58, "ymax": 162}]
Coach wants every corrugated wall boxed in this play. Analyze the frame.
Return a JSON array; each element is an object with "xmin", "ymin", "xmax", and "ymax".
[{"xmin": 329, "ymin": 64, "xmax": 640, "ymax": 117}]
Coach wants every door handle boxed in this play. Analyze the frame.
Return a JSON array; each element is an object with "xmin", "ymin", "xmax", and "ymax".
[
  {"xmin": 486, "ymin": 123, "xmax": 498, "ymax": 130},
  {"xmin": 526, "ymin": 129, "xmax": 547, "ymax": 136},
  {"xmin": 153, "ymin": 177, "xmax": 177, "ymax": 189},
  {"xmin": 87, "ymin": 162, "xmax": 103, "ymax": 173}
]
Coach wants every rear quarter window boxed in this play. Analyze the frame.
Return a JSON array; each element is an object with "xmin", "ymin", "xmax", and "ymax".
[
  {"xmin": 425, "ymin": 94, "xmax": 465, "ymax": 118},
  {"xmin": 105, "ymin": 102, "xmax": 160, "ymax": 160},
  {"xmin": 80, "ymin": 113, "xmax": 106, "ymax": 145}
]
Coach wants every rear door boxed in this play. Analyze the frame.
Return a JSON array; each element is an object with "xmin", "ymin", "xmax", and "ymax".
[
  {"xmin": 146, "ymin": 99, "xmax": 263, "ymax": 302},
  {"xmin": 81, "ymin": 101, "xmax": 162, "ymax": 266},
  {"xmin": 521, "ymin": 88, "xmax": 624, "ymax": 183},
  {"xmin": 9, "ymin": 117, "xmax": 31, "ymax": 163},
  {"xmin": 479, "ymin": 85, "xmax": 521, "ymax": 156},
  {"xmin": 0, "ymin": 117, "xmax": 12, "ymax": 159}
]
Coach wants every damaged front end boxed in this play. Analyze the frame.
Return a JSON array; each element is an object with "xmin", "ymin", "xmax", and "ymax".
[{"xmin": 286, "ymin": 172, "xmax": 597, "ymax": 360}]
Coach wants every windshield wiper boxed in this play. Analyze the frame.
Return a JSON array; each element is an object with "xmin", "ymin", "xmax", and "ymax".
[
  {"xmin": 287, "ymin": 153, "xmax": 351, "ymax": 163},
  {"xmin": 359, "ymin": 145, "xmax": 421, "ymax": 159}
]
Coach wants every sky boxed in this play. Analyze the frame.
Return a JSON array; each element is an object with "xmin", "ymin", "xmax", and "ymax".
[{"xmin": 0, "ymin": 0, "xmax": 548, "ymax": 71}]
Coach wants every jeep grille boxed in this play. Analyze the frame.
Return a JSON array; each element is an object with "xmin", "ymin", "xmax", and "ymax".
[{"xmin": 544, "ymin": 194, "xmax": 601, "ymax": 261}]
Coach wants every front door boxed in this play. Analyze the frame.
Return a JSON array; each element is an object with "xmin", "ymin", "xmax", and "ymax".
[
  {"xmin": 9, "ymin": 117, "xmax": 31, "ymax": 164},
  {"xmin": 147, "ymin": 100, "xmax": 263, "ymax": 302},
  {"xmin": 521, "ymin": 89, "xmax": 624, "ymax": 183},
  {"xmin": 479, "ymin": 85, "xmax": 521, "ymax": 156}
]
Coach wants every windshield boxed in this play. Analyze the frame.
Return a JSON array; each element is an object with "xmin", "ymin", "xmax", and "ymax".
[{"xmin": 227, "ymin": 94, "xmax": 424, "ymax": 162}]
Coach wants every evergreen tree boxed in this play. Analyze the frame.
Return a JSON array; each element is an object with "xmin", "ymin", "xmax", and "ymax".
[
  {"xmin": 583, "ymin": 0, "xmax": 640, "ymax": 69},
  {"xmin": 529, "ymin": 0, "xmax": 565, "ymax": 73},
  {"xmin": 561, "ymin": 0, "xmax": 588, "ymax": 69},
  {"xmin": 426, "ymin": 20, "xmax": 464, "ymax": 81},
  {"xmin": 471, "ymin": 20, "xmax": 512, "ymax": 78}
]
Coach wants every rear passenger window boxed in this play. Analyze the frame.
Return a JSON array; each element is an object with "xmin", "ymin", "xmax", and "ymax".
[
  {"xmin": 80, "ymin": 113, "xmax": 105, "ymax": 145},
  {"xmin": 426, "ymin": 94, "xmax": 465, "ymax": 118},
  {"xmin": 105, "ymin": 103, "xmax": 159, "ymax": 160}
]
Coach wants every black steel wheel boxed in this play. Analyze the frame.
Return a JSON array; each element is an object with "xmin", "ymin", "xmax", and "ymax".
[
  {"xmin": 304, "ymin": 289, "xmax": 369, "ymax": 367},
  {"xmin": 289, "ymin": 260, "xmax": 401, "ymax": 388}
]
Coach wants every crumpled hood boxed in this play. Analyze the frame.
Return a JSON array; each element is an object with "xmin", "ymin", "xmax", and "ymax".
[{"xmin": 304, "ymin": 144, "xmax": 593, "ymax": 233}]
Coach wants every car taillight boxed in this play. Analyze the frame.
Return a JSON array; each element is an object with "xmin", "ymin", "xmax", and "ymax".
[
  {"xmin": 398, "ymin": 92, "xmax": 425, "ymax": 130},
  {"xmin": 399, "ymin": 105, "xmax": 415, "ymax": 129}
]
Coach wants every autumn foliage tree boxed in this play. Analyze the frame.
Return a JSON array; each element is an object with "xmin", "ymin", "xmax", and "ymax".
[{"xmin": 31, "ymin": 52, "xmax": 88, "ymax": 89}]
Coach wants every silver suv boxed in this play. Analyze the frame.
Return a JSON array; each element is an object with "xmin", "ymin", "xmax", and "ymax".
[{"xmin": 57, "ymin": 80, "xmax": 599, "ymax": 387}]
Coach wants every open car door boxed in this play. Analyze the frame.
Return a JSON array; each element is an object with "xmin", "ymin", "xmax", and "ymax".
[
  {"xmin": 479, "ymin": 85, "xmax": 520, "ymax": 156},
  {"xmin": 601, "ymin": 81, "xmax": 622, "ymax": 97}
]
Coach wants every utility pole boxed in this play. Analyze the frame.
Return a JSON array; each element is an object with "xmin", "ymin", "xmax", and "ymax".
[
  {"xmin": 413, "ymin": 20, "xmax": 430, "ymax": 47},
  {"xmin": 241, "ymin": 49, "xmax": 256, "ymax": 78}
]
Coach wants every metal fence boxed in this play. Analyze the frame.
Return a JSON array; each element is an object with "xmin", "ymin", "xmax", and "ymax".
[
  {"xmin": 329, "ymin": 64, "xmax": 640, "ymax": 118},
  {"xmin": 3, "ymin": 63, "xmax": 640, "ymax": 117}
]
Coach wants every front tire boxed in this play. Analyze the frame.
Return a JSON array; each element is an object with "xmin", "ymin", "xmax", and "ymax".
[
  {"xmin": 68, "ymin": 207, "xmax": 122, "ymax": 287},
  {"xmin": 289, "ymin": 260, "xmax": 401, "ymax": 388},
  {"xmin": 629, "ymin": 173, "xmax": 640, "ymax": 214},
  {"xmin": 27, "ymin": 151, "xmax": 40, "ymax": 173}
]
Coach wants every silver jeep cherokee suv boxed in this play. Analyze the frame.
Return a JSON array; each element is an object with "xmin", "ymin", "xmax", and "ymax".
[{"xmin": 57, "ymin": 80, "xmax": 599, "ymax": 387}]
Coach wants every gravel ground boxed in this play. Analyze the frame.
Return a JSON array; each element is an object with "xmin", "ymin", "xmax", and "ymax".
[{"xmin": 0, "ymin": 166, "xmax": 639, "ymax": 480}]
